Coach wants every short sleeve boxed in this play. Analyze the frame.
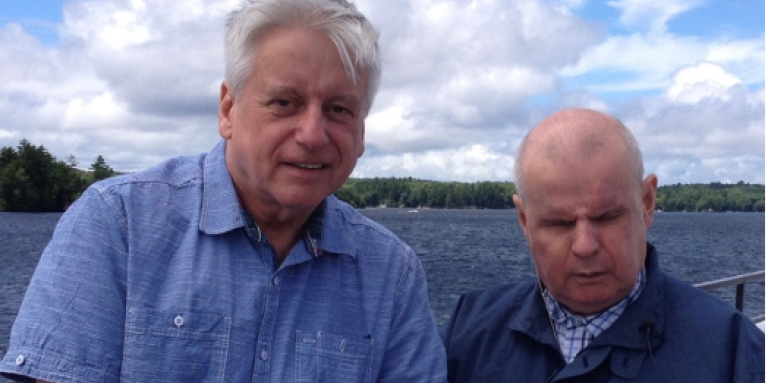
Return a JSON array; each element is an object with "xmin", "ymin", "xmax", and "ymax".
[{"xmin": 0, "ymin": 186, "xmax": 128, "ymax": 383}]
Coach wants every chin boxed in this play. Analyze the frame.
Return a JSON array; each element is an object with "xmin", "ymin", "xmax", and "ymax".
[{"xmin": 278, "ymin": 193, "xmax": 327, "ymax": 210}]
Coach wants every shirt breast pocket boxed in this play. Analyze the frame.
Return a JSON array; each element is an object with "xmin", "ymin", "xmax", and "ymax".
[
  {"xmin": 295, "ymin": 330, "xmax": 373, "ymax": 383},
  {"xmin": 122, "ymin": 308, "xmax": 231, "ymax": 383}
]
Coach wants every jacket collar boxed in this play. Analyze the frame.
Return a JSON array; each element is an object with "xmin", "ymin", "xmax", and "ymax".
[
  {"xmin": 507, "ymin": 278, "xmax": 561, "ymax": 351},
  {"xmin": 507, "ymin": 243, "xmax": 665, "ymax": 352},
  {"xmin": 589, "ymin": 243, "xmax": 665, "ymax": 351}
]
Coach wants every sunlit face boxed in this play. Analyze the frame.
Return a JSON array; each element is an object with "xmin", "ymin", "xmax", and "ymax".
[
  {"xmin": 514, "ymin": 146, "xmax": 657, "ymax": 315},
  {"xmin": 218, "ymin": 26, "xmax": 366, "ymax": 218}
]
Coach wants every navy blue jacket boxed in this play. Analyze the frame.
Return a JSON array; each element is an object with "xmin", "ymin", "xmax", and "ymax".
[{"xmin": 443, "ymin": 244, "xmax": 765, "ymax": 382}]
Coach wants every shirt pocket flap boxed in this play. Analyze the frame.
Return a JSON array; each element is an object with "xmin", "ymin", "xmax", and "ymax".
[
  {"xmin": 126, "ymin": 308, "xmax": 230, "ymax": 339},
  {"xmin": 296, "ymin": 330, "xmax": 373, "ymax": 383}
]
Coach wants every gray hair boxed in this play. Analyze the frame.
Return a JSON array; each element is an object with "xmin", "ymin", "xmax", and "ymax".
[
  {"xmin": 514, "ymin": 111, "xmax": 644, "ymax": 200},
  {"xmin": 225, "ymin": 0, "xmax": 381, "ymax": 114}
]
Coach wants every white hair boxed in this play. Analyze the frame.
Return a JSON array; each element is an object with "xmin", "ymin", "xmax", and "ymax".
[{"xmin": 225, "ymin": 0, "xmax": 381, "ymax": 114}]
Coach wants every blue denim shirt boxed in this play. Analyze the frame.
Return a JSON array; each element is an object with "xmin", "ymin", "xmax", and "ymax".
[{"xmin": 0, "ymin": 140, "xmax": 447, "ymax": 383}]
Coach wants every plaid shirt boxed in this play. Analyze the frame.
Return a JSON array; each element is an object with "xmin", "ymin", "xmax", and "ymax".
[{"xmin": 543, "ymin": 268, "xmax": 646, "ymax": 363}]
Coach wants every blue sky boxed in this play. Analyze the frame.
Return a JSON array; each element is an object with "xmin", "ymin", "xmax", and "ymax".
[
  {"xmin": 0, "ymin": 0, "xmax": 764, "ymax": 185},
  {"xmin": 0, "ymin": 1, "xmax": 67, "ymax": 45}
]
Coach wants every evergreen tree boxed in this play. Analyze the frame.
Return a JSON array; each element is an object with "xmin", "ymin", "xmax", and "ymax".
[
  {"xmin": 91, "ymin": 155, "xmax": 115, "ymax": 181},
  {"xmin": 0, "ymin": 139, "xmax": 105, "ymax": 211}
]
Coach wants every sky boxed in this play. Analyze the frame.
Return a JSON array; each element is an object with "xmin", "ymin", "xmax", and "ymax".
[{"xmin": 0, "ymin": 0, "xmax": 764, "ymax": 185}]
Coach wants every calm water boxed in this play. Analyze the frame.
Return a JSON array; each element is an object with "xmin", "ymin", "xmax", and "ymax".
[
  {"xmin": 359, "ymin": 209, "xmax": 765, "ymax": 326},
  {"xmin": 0, "ymin": 210, "xmax": 764, "ymax": 380}
]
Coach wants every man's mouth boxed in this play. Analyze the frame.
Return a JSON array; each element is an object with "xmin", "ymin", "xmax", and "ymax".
[
  {"xmin": 293, "ymin": 163, "xmax": 324, "ymax": 170},
  {"xmin": 574, "ymin": 271, "xmax": 605, "ymax": 279}
]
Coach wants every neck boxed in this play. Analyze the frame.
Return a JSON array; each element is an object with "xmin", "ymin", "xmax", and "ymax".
[{"xmin": 240, "ymin": 197, "xmax": 317, "ymax": 265}]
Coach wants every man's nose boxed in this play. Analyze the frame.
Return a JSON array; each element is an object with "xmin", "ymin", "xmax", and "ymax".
[
  {"xmin": 571, "ymin": 220, "xmax": 598, "ymax": 257},
  {"xmin": 295, "ymin": 106, "xmax": 329, "ymax": 149}
]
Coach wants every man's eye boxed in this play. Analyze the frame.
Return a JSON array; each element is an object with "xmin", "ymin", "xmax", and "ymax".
[
  {"xmin": 544, "ymin": 219, "xmax": 573, "ymax": 227},
  {"xmin": 268, "ymin": 99, "xmax": 297, "ymax": 115},
  {"xmin": 595, "ymin": 211, "xmax": 622, "ymax": 223},
  {"xmin": 274, "ymin": 99, "xmax": 292, "ymax": 107},
  {"xmin": 329, "ymin": 105, "xmax": 352, "ymax": 115}
]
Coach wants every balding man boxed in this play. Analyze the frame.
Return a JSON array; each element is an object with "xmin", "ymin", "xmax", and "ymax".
[{"xmin": 442, "ymin": 108, "xmax": 764, "ymax": 382}]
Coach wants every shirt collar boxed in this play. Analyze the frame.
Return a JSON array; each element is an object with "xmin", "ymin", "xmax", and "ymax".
[
  {"xmin": 543, "ymin": 267, "xmax": 647, "ymax": 336},
  {"xmin": 315, "ymin": 195, "xmax": 358, "ymax": 258},
  {"xmin": 240, "ymin": 201, "xmax": 325, "ymax": 258},
  {"xmin": 198, "ymin": 141, "xmax": 356, "ymax": 258},
  {"xmin": 199, "ymin": 140, "xmax": 244, "ymax": 235},
  {"xmin": 303, "ymin": 202, "xmax": 324, "ymax": 257}
]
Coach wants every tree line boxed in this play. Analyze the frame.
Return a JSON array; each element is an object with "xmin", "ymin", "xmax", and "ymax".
[
  {"xmin": 655, "ymin": 182, "xmax": 764, "ymax": 212},
  {"xmin": 335, "ymin": 177, "xmax": 515, "ymax": 209},
  {"xmin": 0, "ymin": 139, "xmax": 764, "ymax": 213},
  {"xmin": 334, "ymin": 177, "xmax": 764, "ymax": 212},
  {"xmin": 0, "ymin": 140, "xmax": 116, "ymax": 212}
]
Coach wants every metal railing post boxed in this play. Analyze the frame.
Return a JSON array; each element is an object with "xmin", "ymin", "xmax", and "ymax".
[
  {"xmin": 694, "ymin": 270, "xmax": 764, "ymax": 322},
  {"xmin": 735, "ymin": 283, "xmax": 745, "ymax": 312}
]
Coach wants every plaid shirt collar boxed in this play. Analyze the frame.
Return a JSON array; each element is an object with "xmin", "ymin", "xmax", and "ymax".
[
  {"xmin": 543, "ymin": 267, "xmax": 646, "ymax": 363},
  {"xmin": 241, "ymin": 201, "xmax": 325, "ymax": 258}
]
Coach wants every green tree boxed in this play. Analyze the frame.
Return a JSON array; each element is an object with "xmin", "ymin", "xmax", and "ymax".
[
  {"xmin": 66, "ymin": 154, "xmax": 79, "ymax": 168},
  {"xmin": 0, "ymin": 139, "xmax": 97, "ymax": 212},
  {"xmin": 91, "ymin": 155, "xmax": 115, "ymax": 181}
]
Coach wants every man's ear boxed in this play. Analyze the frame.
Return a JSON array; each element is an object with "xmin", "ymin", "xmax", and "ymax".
[
  {"xmin": 357, "ymin": 122, "xmax": 365, "ymax": 158},
  {"xmin": 642, "ymin": 174, "xmax": 658, "ymax": 229},
  {"xmin": 219, "ymin": 81, "xmax": 234, "ymax": 140},
  {"xmin": 513, "ymin": 194, "xmax": 528, "ymax": 238}
]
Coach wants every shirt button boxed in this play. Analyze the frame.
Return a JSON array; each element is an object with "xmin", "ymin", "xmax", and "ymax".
[
  {"xmin": 260, "ymin": 350, "xmax": 268, "ymax": 360},
  {"xmin": 272, "ymin": 276, "xmax": 280, "ymax": 286},
  {"xmin": 15, "ymin": 354, "xmax": 25, "ymax": 366},
  {"xmin": 174, "ymin": 315, "xmax": 185, "ymax": 327}
]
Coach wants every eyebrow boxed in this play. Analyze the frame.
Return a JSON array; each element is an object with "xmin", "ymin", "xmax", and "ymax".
[
  {"xmin": 537, "ymin": 207, "xmax": 625, "ymax": 223},
  {"xmin": 327, "ymin": 94, "xmax": 362, "ymax": 107},
  {"xmin": 264, "ymin": 85, "xmax": 362, "ymax": 105},
  {"xmin": 263, "ymin": 85, "xmax": 300, "ymax": 96},
  {"xmin": 593, "ymin": 207, "xmax": 625, "ymax": 218}
]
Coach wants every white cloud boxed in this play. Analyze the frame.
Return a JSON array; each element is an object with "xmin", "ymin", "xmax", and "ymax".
[
  {"xmin": 607, "ymin": 0, "xmax": 704, "ymax": 35},
  {"xmin": 618, "ymin": 80, "xmax": 764, "ymax": 184},
  {"xmin": 0, "ymin": 129, "xmax": 16, "ymax": 139},
  {"xmin": 362, "ymin": 0, "xmax": 598, "ymax": 157},
  {"xmin": 561, "ymin": 32, "xmax": 764, "ymax": 96},
  {"xmin": 0, "ymin": 0, "xmax": 762, "ymax": 185},
  {"xmin": 354, "ymin": 144, "xmax": 516, "ymax": 182},
  {"xmin": 666, "ymin": 61, "xmax": 742, "ymax": 104}
]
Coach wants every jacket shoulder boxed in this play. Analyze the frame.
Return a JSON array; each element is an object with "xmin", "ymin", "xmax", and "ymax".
[
  {"xmin": 461, "ymin": 281, "xmax": 535, "ymax": 316},
  {"xmin": 443, "ymin": 280, "xmax": 539, "ymax": 381},
  {"xmin": 443, "ymin": 279, "xmax": 536, "ymax": 342}
]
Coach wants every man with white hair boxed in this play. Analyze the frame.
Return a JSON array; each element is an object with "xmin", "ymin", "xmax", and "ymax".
[
  {"xmin": 442, "ymin": 108, "xmax": 764, "ymax": 382},
  {"xmin": 1, "ymin": 1, "xmax": 447, "ymax": 382}
]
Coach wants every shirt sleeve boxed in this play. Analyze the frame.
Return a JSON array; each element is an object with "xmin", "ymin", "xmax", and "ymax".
[
  {"xmin": 376, "ymin": 249, "xmax": 448, "ymax": 383},
  {"xmin": 0, "ymin": 186, "xmax": 128, "ymax": 383}
]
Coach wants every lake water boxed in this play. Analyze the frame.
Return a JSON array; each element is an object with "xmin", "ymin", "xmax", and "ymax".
[
  {"xmin": 358, "ymin": 209, "xmax": 765, "ymax": 325},
  {"xmin": 0, "ymin": 210, "xmax": 764, "ymax": 381}
]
